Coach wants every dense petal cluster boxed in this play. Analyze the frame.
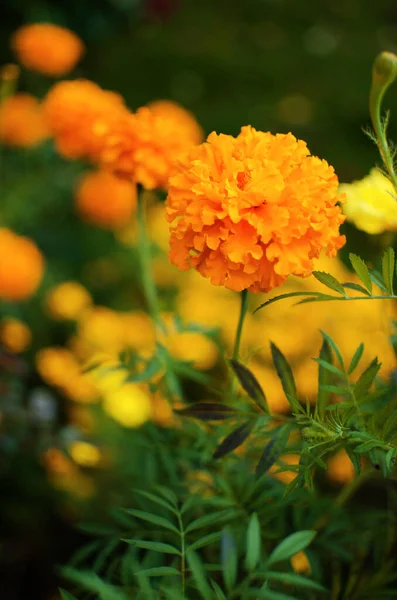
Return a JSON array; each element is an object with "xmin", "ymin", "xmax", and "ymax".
[
  {"xmin": 0, "ymin": 228, "xmax": 44, "ymax": 301},
  {"xmin": 98, "ymin": 105, "xmax": 203, "ymax": 189},
  {"xmin": 11, "ymin": 23, "xmax": 84, "ymax": 76},
  {"xmin": 166, "ymin": 126, "xmax": 346, "ymax": 292},
  {"xmin": 340, "ymin": 168, "xmax": 397, "ymax": 234},
  {"xmin": 75, "ymin": 170, "xmax": 137, "ymax": 229},
  {"xmin": 0, "ymin": 93, "xmax": 49, "ymax": 147},
  {"xmin": 43, "ymin": 79, "xmax": 127, "ymax": 159}
]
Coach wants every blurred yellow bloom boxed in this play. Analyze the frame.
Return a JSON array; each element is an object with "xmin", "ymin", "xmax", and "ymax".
[
  {"xmin": 46, "ymin": 281, "xmax": 92, "ymax": 320},
  {"xmin": 327, "ymin": 450, "xmax": 356, "ymax": 484},
  {"xmin": 0, "ymin": 228, "xmax": 44, "ymax": 301},
  {"xmin": 166, "ymin": 330, "xmax": 218, "ymax": 371},
  {"xmin": 0, "ymin": 93, "xmax": 48, "ymax": 147},
  {"xmin": 87, "ymin": 361, "xmax": 129, "ymax": 395},
  {"xmin": 11, "ymin": 23, "xmax": 84, "ymax": 76},
  {"xmin": 291, "ymin": 551, "xmax": 311, "ymax": 574},
  {"xmin": 120, "ymin": 311, "xmax": 156, "ymax": 356},
  {"xmin": 152, "ymin": 392, "xmax": 175, "ymax": 427},
  {"xmin": 340, "ymin": 168, "xmax": 397, "ymax": 234},
  {"xmin": 69, "ymin": 441, "xmax": 101, "ymax": 467},
  {"xmin": 103, "ymin": 383, "xmax": 153, "ymax": 427},
  {"xmin": 77, "ymin": 307, "xmax": 126, "ymax": 356},
  {"xmin": 0, "ymin": 318, "xmax": 31, "ymax": 353}
]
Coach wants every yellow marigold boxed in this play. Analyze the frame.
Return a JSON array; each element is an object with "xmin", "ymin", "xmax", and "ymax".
[
  {"xmin": 0, "ymin": 318, "xmax": 31, "ymax": 353},
  {"xmin": 149, "ymin": 100, "xmax": 204, "ymax": 146},
  {"xmin": 43, "ymin": 79, "xmax": 127, "ymax": 159},
  {"xmin": 0, "ymin": 228, "xmax": 44, "ymax": 301},
  {"xmin": 36, "ymin": 347, "xmax": 80, "ymax": 387},
  {"xmin": 327, "ymin": 450, "xmax": 356, "ymax": 484},
  {"xmin": 166, "ymin": 330, "xmax": 218, "ymax": 370},
  {"xmin": 291, "ymin": 551, "xmax": 311, "ymax": 574},
  {"xmin": 46, "ymin": 281, "xmax": 92, "ymax": 320},
  {"xmin": 77, "ymin": 306, "xmax": 126, "ymax": 356},
  {"xmin": 69, "ymin": 441, "xmax": 101, "ymax": 467},
  {"xmin": 340, "ymin": 168, "xmax": 397, "ymax": 234},
  {"xmin": 98, "ymin": 105, "xmax": 202, "ymax": 189},
  {"xmin": 103, "ymin": 382, "xmax": 152, "ymax": 427},
  {"xmin": 75, "ymin": 170, "xmax": 137, "ymax": 229},
  {"xmin": 0, "ymin": 93, "xmax": 48, "ymax": 147},
  {"xmin": 166, "ymin": 126, "xmax": 345, "ymax": 292},
  {"xmin": 11, "ymin": 23, "xmax": 84, "ymax": 76}
]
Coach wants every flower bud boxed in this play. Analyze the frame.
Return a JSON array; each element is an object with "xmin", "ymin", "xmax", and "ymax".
[{"xmin": 372, "ymin": 51, "xmax": 397, "ymax": 89}]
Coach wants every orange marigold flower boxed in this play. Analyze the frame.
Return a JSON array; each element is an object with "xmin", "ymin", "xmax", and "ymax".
[
  {"xmin": 75, "ymin": 170, "xmax": 137, "ymax": 229},
  {"xmin": 98, "ymin": 105, "xmax": 202, "ymax": 189},
  {"xmin": 43, "ymin": 79, "xmax": 127, "ymax": 159},
  {"xmin": 0, "ymin": 93, "xmax": 49, "ymax": 147},
  {"xmin": 11, "ymin": 23, "xmax": 84, "ymax": 76},
  {"xmin": 0, "ymin": 228, "xmax": 44, "ymax": 301},
  {"xmin": 149, "ymin": 100, "xmax": 204, "ymax": 146},
  {"xmin": 166, "ymin": 126, "xmax": 346, "ymax": 293}
]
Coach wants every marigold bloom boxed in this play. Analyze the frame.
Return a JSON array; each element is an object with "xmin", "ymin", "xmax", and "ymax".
[
  {"xmin": 43, "ymin": 79, "xmax": 127, "ymax": 159},
  {"xmin": 11, "ymin": 23, "xmax": 84, "ymax": 76},
  {"xmin": 69, "ymin": 441, "xmax": 101, "ymax": 467},
  {"xmin": 149, "ymin": 100, "xmax": 204, "ymax": 146},
  {"xmin": 0, "ymin": 318, "xmax": 31, "ymax": 353},
  {"xmin": 103, "ymin": 383, "xmax": 153, "ymax": 427},
  {"xmin": 75, "ymin": 170, "xmax": 137, "ymax": 229},
  {"xmin": 166, "ymin": 330, "xmax": 218, "ymax": 370},
  {"xmin": 166, "ymin": 126, "xmax": 345, "ymax": 293},
  {"xmin": 0, "ymin": 93, "xmax": 49, "ymax": 147},
  {"xmin": 340, "ymin": 168, "xmax": 397, "ymax": 234},
  {"xmin": 0, "ymin": 228, "xmax": 44, "ymax": 301},
  {"xmin": 98, "ymin": 105, "xmax": 202, "ymax": 189},
  {"xmin": 46, "ymin": 281, "xmax": 92, "ymax": 320},
  {"xmin": 327, "ymin": 450, "xmax": 356, "ymax": 484},
  {"xmin": 291, "ymin": 551, "xmax": 311, "ymax": 574}
]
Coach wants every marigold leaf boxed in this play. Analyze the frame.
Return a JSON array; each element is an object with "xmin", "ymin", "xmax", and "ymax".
[
  {"xmin": 319, "ymin": 331, "xmax": 344, "ymax": 370},
  {"xmin": 188, "ymin": 531, "xmax": 222, "ymax": 552},
  {"xmin": 135, "ymin": 490, "xmax": 178, "ymax": 515},
  {"xmin": 177, "ymin": 402, "xmax": 239, "ymax": 421},
  {"xmin": 185, "ymin": 509, "xmax": 237, "ymax": 534},
  {"xmin": 313, "ymin": 358, "xmax": 344, "ymax": 377},
  {"xmin": 382, "ymin": 247, "xmax": 395, "ymax": 295},
  {"xmin": 348, "ymin": 343, "xmax": 365, "ymax": 375},
  {"xmin": 213, "ymin": 419, "xmax": 256, "ymax": 459},
  {"xmin": 345, "ymin": 446, "xmax": 361, "ymax": 475},
  {"xmin": 122, "ymin": 540, "xmax": 181, "ymax": 555},
  {"xmin": 270, "ymin": 343, "xmax": 297, "ymax": 406},
  {"xmin": 317, "ymin": 338, "xmax": 333, "ymax": 418},
  {"xmin": 245, "ymin": 512, "xmax": 261, "ymax": 571},
  {"xmin": 342, "ymin": 282, "xmax": 371, "ymax": 296},
  {"xmin": 134, "ymin": 567, "xmax": 181, "ymax": 578},
  {"xmin": 186, "ymin": 550, "xmax": 213, "ymax": 600},
  {"xmin": 221, "ymin": 528, "xmax": 237, "ymax": 591},
  {"xmin": 253, "ymin": 291, "xmax": 330, "ymax": 313},
  {"xmin": 264, "ymin": 572, "xmax": 326, "ymax": 593},
  {"xmin": 123, "ymin": 509, "xmax": 179, "ymax": 535},
  {"xmin": 369, "ymin": 269, "xmax": 388, "ymax": 292},
  {"xmin": 312, "ymin": 271, "xmax": 346, "ymax": 295},
  {"xmin": 267, "ymin": 531, "xmax": 317, "ymax": 566},
  {"xmin": 354, "ymin": 357, "xmax": 381, "ymax": 399},
  {"xmin": 230, "ymin": 359, "xmax": 269, "ymax": 413},
  {"xmin": 60, "ymin": 590, "xmax": 78, "ymax": 600},
  {"xmin": 349, "ymin": 254, "xmax": 372, "ymax": 294},
  {"xmin": 256, "ymin": 424, "xmax": 291, "ymax": 476}
]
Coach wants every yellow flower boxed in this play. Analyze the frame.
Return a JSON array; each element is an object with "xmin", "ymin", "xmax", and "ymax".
[
  {"xmin": 87, "ymin": 360, "xmax": 129, "ymax": 395},
  {"xmin": 46, "ymin": 281, "xmax": 92, "ymax": 320},
  {"xmin": 77, "ymin": 307, "xmax": 126, "ymax": 356},
  {"xmin": 0, "ymin": 318, "xmax": 31, "ymax": 353},
  {"xmin": 69, "ymin": 441, "xmax": 101, "ymax": 467},
  {"xmin": 103, "ymin": 383, "xmax": 153, "ymax": 427},
  {"xmin": 327, "ymin": 450, "xmax": 356, "ymax": 484},
  {"xmin": 11, "ymin": 23, "xmax": 84, "ymax": 76},
  {"xmin": 291, "ymin": 551, "xmax": 311, "ymax": 574},
  {"xmin": 166, "ymin": 330, "xmax": 218, "ymax": 371},
  {"xmin": 340, "ymin": 168, "xmax": 397, "ymax": 234}
]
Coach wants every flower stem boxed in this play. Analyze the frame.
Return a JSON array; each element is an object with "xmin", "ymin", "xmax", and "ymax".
[
  {"xmin": 136, "ymin": 191, "xmax": 163, "ymax": 332},
  {"xmin": 232, "ymin": 289, "xmax": 249, "ymax": 362}
]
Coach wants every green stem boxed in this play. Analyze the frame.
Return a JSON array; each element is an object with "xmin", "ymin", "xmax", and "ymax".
[
  {"xmin": 136, "ymin": 191, "xmax": 163, "ymax": 332},
  {"xmin": 369, "ymin": 87, "xmax": 397, "ymax": 192},
  {"xmin": 232, "ymin": 289, "xmax": 249, "ymax": 362},
  {"xmin": 177, "ymin": 512, "xmax": 186, "ymax": 597}
]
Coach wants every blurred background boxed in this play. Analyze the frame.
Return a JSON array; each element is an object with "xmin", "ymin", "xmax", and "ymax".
[{"xmin": 1, "ymin": 1, "xmax": 397, "ymax": 598}]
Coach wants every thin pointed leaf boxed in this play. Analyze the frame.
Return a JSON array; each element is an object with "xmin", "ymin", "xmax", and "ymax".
[
  {"xmin": 369, "ymin": 270, "xmax": 388, "ymax": 292},
  {"xmin": 135, "ymin": 490, "xmax": 178, "ymax": 515},
  {"xmin": 177, "ymin": 403, "xmax": 240, "ymax": 421},
  {"xmin": 342, "ymin": 282, "xmax": 371, "ymax": 296},
  {"xmin": 267, "ymin": 531, "xmax": 316, "ymax": 566},
  {"xmin": 270, "ymin": 343, "xmax": 297, "ymax": 406},
  {"xmin": 185, "ymin": 509, "xmax": 237, "ymax": 534},
  {"xmin": 349, "ymin": 254, "xmax": 372, "ymax": 294},
  {"xmin": 348, "ymin": 343, "xmax": 365, "ymax": 375},
  {"xmin": 60, "ymin": 591, "xmax": 78, "ymax": 600},
  {"xmin": 221, "ymin": 528, "xmax": 237, "ymax": 592},
  {"xmin": 213, "ymin": 419, "xmax": 256, "ymax": 459},
  {"xmin": 230, "ymin": 360, "xmax": 269, "ymax": 413},
  {"xmin": 312, "ymin": 271, "xmax": 346, "ymax": 295},
  {"xmin": 345, "ymin": 446, "xmax": 361, "ymax": 475},
  {"xmin": 186, "ymin": 550, "xmax": 213, "ymax": 600},
  {"xmin": 320, "ymin": 331, "xmax": 344, "ymax": 370},
  {"xmin": 354, "ymin": 357, "xmax": 381, "ymax": 398},
  {"xmin": 264, "ymin": 572, "xmax": 326, "ymax": 592},
  {"xmin": 245, "ymin": 512, "xmax": 261, "ymax": 571},
  {"xmin": 313, "ymin": 358, "xmax": 344, "ymax": 377},
  {"xmin": 122, "ymin": 540, "xmax": 181, "ymax": 555},
  {"xmin": 256, "ymin": 424, "xmax": 291, "ymax": 476},
  {"xmin": 188, "ymin": 531, "xmax": 222, "ymax": 551},
  {"xmin": 134, "ymin": 567, "xmax": 180, "ymax": 577},
  {"xmin": 123, "ymin": 509, "xmax": 179, "ymax": 535},
  {"xmin": 211, "ymin": 579, "xmax": 227, "ymax": 600},
  {"xmin": 317, "ymin": 338, "xmax": 333, "ymax": 418},
  {"xmin": 254, "ymin": 292, "xmax": 331, "ymax": 313},
  {"xmin": 382, "ymin": 247, "xmax": 395, "ymax": 295}
]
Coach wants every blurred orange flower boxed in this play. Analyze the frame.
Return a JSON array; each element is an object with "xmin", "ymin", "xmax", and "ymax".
[
  {"xmin": 98, "ymin": 105, "xmax": 202, "ymax": 189},
  {"xmin": 149, "ymin": 100, "xmax": 204, "ymax": 146},
  {"xmin": 75, "ymin": 170, "xmax": 137, "ymax": 229},
  {"xmin": 0, "ymin": 93, "xmax": 48, "ymax": 147},
  {"xmin": 166, "ymin": 126, "xmax": 345, "ymax": 292},
  {"xmin": 0, "ymin": 318, "xmax": 31, "ymax": 353},
  {"xmin": 0, "ymin": 229, "xmax": 44, "ymax": 301},
  {"xmin": 43, "ymin": 79, "xmax": 127, "ymax": 159},
  {"xmin": 11, "ymin": 23, "xmax": 84, "ymax": 76}
]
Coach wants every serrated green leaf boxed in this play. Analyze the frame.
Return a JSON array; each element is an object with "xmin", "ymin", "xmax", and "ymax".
[
  {"xmin": 312, "ymin": 271, "xmax": 346, "ymax": 295},
  {"xmin": 382, "ymin": 247, "xmax": 395, "ymax": 295},
  {"xmin": 230, "ymin": 359, "xmax": 269, "ymax": 413},
  {"xmin": 349, "ymin": 254, "xmax": 372, "ymax": 294},
  {"xmin": 245, "ymin": 512, "xmax": 261, "ymax": 571},
  {"xmin": 369, "ymin": 270, "xmax": 388, "ymax": 292},
  {"xmin": 348, "ymin": 343, "xmax": 365, "ymax": 375},
  {"xmin": 342, "ymin": 282, "xmax": 371, "ymax": 296},
  {"xmin": 185, "ymin": 509, "xmax": 237, "ymax": 534},
  {"xmin": 134, "ymin": 566, "xmax": 180, "ymax": 577},
  {"xmin": 254, "ymin": 291, "xmax": 333, "ymax": 313},
  {"xmin": 267, "ymin": 531, "xmax": 316, "ymax": 566},
  {"xmin": 124, "ymin": 509, "xmax": 179, "ymax": 535},
  {"xmin": 264, "ymin": 572, "xmax": 326, "ymax": 592},
  {"xmin": 354, "ymin": 357, "xmax": 381, "ymax": 398},
  {"xmin": 177, "ymin": 403, "xmax": 240, "ymax": 421},
  {"xmin": 317, "ymin": 338, "xmax": 333, "ymax": 418},
  {"xmin": 186, "ymin": 550, "xmax": 213, "ymax": 600},
  {"xmin": 122, "ymin": 540, "xmax": 181, "ymax": 555},
  {"xmin": 270, "ymin": 343, "xmax": 297, "ymax": 406},
  {"xmin": 213, "ymin": 419, "xmax": 256, "ymax": 459},
  {"xmin": 188, "ymin": 531, "xmax": 222, "ymax": 551},
  {"xmin": 221, "ymin": 528, "xmax": 237, "ymax": 591}
]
